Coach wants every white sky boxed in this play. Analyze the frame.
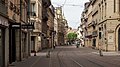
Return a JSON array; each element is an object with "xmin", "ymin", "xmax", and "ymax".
[{"xmin": 51, "ymin": 0, "xmax": 89, "ymax": 29}]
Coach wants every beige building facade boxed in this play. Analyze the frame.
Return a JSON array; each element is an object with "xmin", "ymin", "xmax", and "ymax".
[
  {"xmin": 56, "ymin": 7, "xmax": 66, "ymax": 45},
  {"xmin": 30, "ymin": 0, "xmax": 42, "ymax": 52},
  {"xmin": 8, "ymin": 0, "xmax": 29, "ymax": 64},
  {"xmin": 1, "ymin": 0, "xmax": 31, "ymax": 66},
  {"xmin": 81, "ymin": 0, "xmax": 120, "ymax": 51},
  {"xmin": 47, "ymin": 5, "xmax": 55, "ymax": 48},
  {"xmin": 54, "ymin": 9, "xmax": 58, "ymax": 46},
  {"xmin": 0, "ymin": 0, "xmax": 9, "ymax": 67}
]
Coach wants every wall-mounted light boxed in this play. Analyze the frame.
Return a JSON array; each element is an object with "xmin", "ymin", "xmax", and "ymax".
[{"xmin": 38, "ymin": 36, "xmax": 41, "ymax": 41}]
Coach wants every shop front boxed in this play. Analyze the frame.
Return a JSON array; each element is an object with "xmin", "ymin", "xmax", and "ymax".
[
  {"xmin": 0, "ymin": 16, "xmax": 9, "ymax": 67},
  {"xmin": 0, "ymin": 28, "xmax": 5, "ymax": 67}
]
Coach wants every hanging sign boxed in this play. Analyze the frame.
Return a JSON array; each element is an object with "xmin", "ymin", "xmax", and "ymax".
[
  {"xmin": 21, "ymin": 22, "xmax": 34, "ymax": 29},
  {"xmin": 10, "ymin": 23, "xmax": 21, "ymax": 29}
]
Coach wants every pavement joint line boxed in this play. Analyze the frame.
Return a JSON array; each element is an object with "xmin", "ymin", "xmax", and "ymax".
[
  {"xmin": 71, "ymin": 58, "xmax": 84, "ymax": 67},
  {"xmin": 30, "ymin": 57, "xmax": 41, "ymax": 67}
]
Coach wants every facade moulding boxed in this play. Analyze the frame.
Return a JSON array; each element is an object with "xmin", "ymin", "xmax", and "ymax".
[
  {"xmin": 0, "ymin": 15, "xmax": 9, "ymax": 27},
  {"xmin": 98, "ymin": 18, "xmax": 119, "ymax": 25}
]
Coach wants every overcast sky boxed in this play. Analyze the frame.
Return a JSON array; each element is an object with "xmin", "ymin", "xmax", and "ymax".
[{"xmin": 51, "ymin": 0, "xmax": 89, "ymax": 29}]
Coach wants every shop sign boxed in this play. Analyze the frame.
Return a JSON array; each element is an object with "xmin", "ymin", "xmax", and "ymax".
[
  {"xmin": 10, "ymin": 23, "xmax": 21, "ymax": 29},
  {"xmin": 0, "ymin": 16, "xmax": 9, "ymax": 26},
  {"xmin": 21, "ymin": 23, "xmax": 34, "ymax": 29},
  {"xmin": 10, "ymin": 22, "xmax": 34, "ymax": 29}
]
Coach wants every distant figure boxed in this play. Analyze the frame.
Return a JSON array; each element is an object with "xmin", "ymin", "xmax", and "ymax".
[
  {"xmin": 53, "ymin": 43, "xmax": 56, "ymax": 49},
  {"xmin": 76, "ymin": 41, "xmax": 80, "ymax": 48}
]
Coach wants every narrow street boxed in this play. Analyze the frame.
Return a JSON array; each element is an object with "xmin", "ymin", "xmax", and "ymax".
[{"xmin": 9, "ymin": 46, "xmax": 120, "ymax": 67}]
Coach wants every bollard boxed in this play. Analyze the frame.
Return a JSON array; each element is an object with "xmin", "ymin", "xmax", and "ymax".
[
  {"xmin": 99, "ymin": 49, "xmax": 103, "ymax": 56},
  {"xmin": 46, "ymin": 50, "xmax": 50, "ymax": 58}
]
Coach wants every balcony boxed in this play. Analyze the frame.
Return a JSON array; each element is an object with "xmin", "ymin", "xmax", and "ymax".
[
  {"xmin": 92, "ymin": 30, "xmax": 97, "ymax": 37},
  {"xmin": 85, "ymin": 30, "xmax": 97, "ymax": 39},
  {"xmin": 0, "ymin": 2, "xmax": 7, "ymax": 16}
]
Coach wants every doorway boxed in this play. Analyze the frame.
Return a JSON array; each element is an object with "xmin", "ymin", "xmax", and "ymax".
[
  {"xmin": 118, "ymin": 28, "xmax": 120, "ymax": 51},
  {"xmin": 0, "ymin": 29, "xmax": 5, "ymax": 67},
  {"xmin": 9, "ymin": 29, "xmax": 16, "ymax": 64},
  {"xmin": 31, "ymin": 36, "xmax": 35, "ymax": 52},
  {"xmin": 93, "ymin": 39, "xmax": 96, "ymax": 47}
]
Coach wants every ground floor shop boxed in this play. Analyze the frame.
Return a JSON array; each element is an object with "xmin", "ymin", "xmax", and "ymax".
[{"xmin": 0, "ymin": 15, "xmax": 9, "ymax": 67}]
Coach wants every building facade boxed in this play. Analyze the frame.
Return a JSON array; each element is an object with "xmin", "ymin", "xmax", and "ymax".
[
  {"xmin": 30, "ymin": 0, "xmax": 42, "ymax": 52},
  {"xmin": 8, "ymin": 0, "xmax": 30, "ymax": 65},
  {"xmin": 41, "ymin": 0, "xmax": 51, "ymax": 49},
  {"xmin": 81, "ymin": 0, "xmax": 120, "ymax": 51},
  {"xmin": 47, "ymin": 5, "xmax": 55, "ymax": 48},
  {"xmin": 64, "ymin": 19, "xmax": 68, "ymax": 45},
  {"xmin": 0, "ymin": 0, "xmax": 31, "ymax": 67},
  {"xmin": 0, "ymin": 0, "xmax": 9, "ymax": 67},
  {"xmin": 54, "ymin": 8, "xmax": 58, "ymax": 46},
  {"xmin": 0, "ymin": 0, "xmax": 55, "ymax": 66},
  {"xmin": 56, "ymin": 7, "xmax": 65, "ymax": 45}
]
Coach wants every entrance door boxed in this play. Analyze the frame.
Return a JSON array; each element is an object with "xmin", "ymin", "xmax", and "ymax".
[
  {"xmin": 9, "ymin": 29, "xmax": 16, "ymax": 64},
  {"xmin": 31, "ymin": 36, "xmax": 35, "ymax": 52},
  {"xmin": 93, "ymin": 39, "xmax": 96, "ymax": 47},
  {"xmin": 118, "ymin": 28, "xmax": 120, "ymax": 51},
  {"xmin": 0, "ymin": 29, "xmax": 5, "ymax": 67}
]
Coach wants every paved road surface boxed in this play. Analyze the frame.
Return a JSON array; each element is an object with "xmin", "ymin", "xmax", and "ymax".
[{"xmin": 9, "ymin": 46, "xmax": 120, "ymax": 67}]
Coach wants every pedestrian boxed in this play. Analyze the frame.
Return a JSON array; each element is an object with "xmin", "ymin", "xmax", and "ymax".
[{"xmin": 76, "ymin": 41, "xmax": 80, "ymax": 48}]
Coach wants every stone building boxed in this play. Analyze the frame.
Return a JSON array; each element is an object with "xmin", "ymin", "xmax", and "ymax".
[
  {"xmin": 30, "ymin": 0, "xmax": 42, "ymax": 52},
  {"xmin": 47, "ymin": 5, "xmax": 55, "ymax": 48},
  {"xmin": 81, "ymin": 0, "xmax": 120, "ymax": 51},
  {"xmin": 41, "ymin": 0, "xmax": 51, "ymax": 49},
  {"xmin": 0, "ymin": 0, "xmax": 9, "ymax": 67},
  {"xmin": 0, "ymin": 0, "xmax": 31, "ymax": 66},
  {"xmin": 64, "ymin": 19, "xmax": 68, "ymax": 45},
  {"xmin": 56, "ymin": 7, "xmax": 65, "ymax": 45},
  {"xmin": 54, "ymin": 8, "xmax": 58, "ymax": 46},
  {"xmin": 8, "ymin": 0, "xmax": 30, "ymax": 65}
]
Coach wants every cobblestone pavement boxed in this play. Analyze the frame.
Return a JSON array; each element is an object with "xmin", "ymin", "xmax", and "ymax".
[{"xmin": 9, "ymin": 46, "xmax": 120, "ymax": 67}]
